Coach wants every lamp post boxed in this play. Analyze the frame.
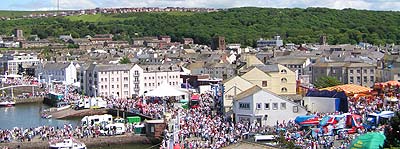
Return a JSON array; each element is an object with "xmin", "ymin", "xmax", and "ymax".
[
  {"xmin": 48, "ymin": 74, "xmax": 53, "ymax": 92},
  {"xmin": 92, "ymin": 85, "xmax": 97, "ymax": 98},
  {"xmin": 38, "ymin": 73, "xmax": 42, "ymax": 83}
]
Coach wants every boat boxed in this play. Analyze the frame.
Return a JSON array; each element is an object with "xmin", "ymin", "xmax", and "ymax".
[
  {"xmin": 0, "ymin": 101, "xmax": 15, "ymax": 107},
  {"xmin": 49, "ymin": 138, "xmax": 86, "ymax": 149}
]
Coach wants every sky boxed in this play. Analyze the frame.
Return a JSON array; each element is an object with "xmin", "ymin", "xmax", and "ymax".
[{"xmin": 2, "ymin": 0, "xmax": 400, "ymax": 11}]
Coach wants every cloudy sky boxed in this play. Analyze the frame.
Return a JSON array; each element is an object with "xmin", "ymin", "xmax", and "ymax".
[{"xmin": 2, "ymin": 0, "xmax": 400, "ymax": 11}]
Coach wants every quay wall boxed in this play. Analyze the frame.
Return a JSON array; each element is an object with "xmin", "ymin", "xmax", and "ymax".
[
  {"xmin": 0, "ymin": 134, "xmax": 160, "ymax": 149},
  {"xmin": 14, "ymin": 97, "xmax": 43, "ymax": 104}
]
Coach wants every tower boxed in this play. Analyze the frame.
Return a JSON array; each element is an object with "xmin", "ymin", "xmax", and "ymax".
[
  {"xmin": 211, "ymin": 36, "xmax": 226, "ymax": 51},
  {"xmin": 320, "ymin": 35, "xmax": 327, "ymax": 45},
  {"xmin": 13, "ymin": 29, "xmax": 24, "ymax": 41}
]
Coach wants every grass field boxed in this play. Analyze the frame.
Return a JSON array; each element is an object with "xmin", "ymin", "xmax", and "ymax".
[
  {"xmin": 66, "ymin": 14, "xmax": 135, "ymax": 22},
  {"xmin": 0, "ymin": 10, "xmax": 55, "ymax": 18}
]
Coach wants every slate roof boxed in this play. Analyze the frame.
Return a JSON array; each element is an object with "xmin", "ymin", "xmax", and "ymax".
[{"xmin": 44, "ymin": 62, "xmax": 71, "ymax": 70}]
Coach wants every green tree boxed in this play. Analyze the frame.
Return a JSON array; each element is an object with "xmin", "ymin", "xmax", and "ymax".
[
  {"xmin": 384, "ymin": 111, "xmax": 400, "ymax": 148},
  {"xmin": 119, "ymin": 57, "xmax": 131, "ymax": 64},
  {"xmin": 314, "ymin": 76, "xmax": 342, "ymax": 88}
]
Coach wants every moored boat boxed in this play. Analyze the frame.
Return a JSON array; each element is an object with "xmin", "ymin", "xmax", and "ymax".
[
  {"xmin": 0, "ymin": 101, "xmax": 15, "ymax": 107},
  {"xmin": 49, "ymin": 138, "xmax": 86, "ymax": 149}
]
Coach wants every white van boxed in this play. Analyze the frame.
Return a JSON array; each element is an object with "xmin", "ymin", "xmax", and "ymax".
[{"xmin": 81, "ymin": 114, "xmax": 113, "ymax": 126}]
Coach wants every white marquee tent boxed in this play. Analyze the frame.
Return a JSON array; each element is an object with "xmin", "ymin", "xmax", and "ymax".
[{"xmin": 145, "ymin": 82, "xmax": 189, "ymax": 97}]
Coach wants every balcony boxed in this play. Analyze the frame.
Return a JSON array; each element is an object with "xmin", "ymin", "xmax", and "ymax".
[
  {"xmin": 134, "ymin": 80, "xmax": 140, "ymax": 83},
  {"xmin": 133, "ymin": 73, "xmax": 139, "ymax": 77}
]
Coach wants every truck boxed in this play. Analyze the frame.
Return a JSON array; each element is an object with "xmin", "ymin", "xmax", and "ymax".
[{"xmin": 364, "ymin": 111, "xmax": 394, "ymax": 130}]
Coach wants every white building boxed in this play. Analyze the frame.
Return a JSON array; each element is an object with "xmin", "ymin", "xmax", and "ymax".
[
  {"xmin": 233, "ymin": 85, "xmax": 307, "ymax": 126},
  {"xmin": 257, "ymin": 36, "xmax": 283, "ymax": 48},
  {"xmin": 36, "ymin": 62, "xmax": 77, "ymax": 85},
  {"xmin": 137, "ymin": 64, "xmax": 183, "ymax": 95},
  {"xmin": 81, "ymin": 63, "xmax": 183, "ymax": 98},
  {"xmin": 0, "ymin": 52, "xmax": 40, "ymax": 75}
]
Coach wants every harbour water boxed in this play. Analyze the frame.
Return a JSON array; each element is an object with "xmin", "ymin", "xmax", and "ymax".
[{"xmin": 0, "ymin": 103, "xmax": 79, "ymax": 129}]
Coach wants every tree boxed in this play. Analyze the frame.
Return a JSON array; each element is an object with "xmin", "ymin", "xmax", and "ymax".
[
  {"xmin": 384, "ymin": 111, "xmax": 400, "ymax": 148},
  {"xmin": 313, "ymin": 76, "xmax": 342, "ymax": 88},
  {"xmin": 119, "ymin": 57, "xmax": 131, "ymax": 64}
]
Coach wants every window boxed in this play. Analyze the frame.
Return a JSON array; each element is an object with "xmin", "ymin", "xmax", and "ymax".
[
  {"xmin": 116, "ymin": 85, "xmax": 119, "ymax": 88},
  {"xmin": 264, "ymin": 103, "xmax": 270, "ymax": 110},
  {"xmin": 357, "ymin": 69, "xmax": 360, "ymax": 74},
  {"xmin": 363, "ymin": 76, "xmax": 367, "ymax": 83},
  {"xmin": 124, "ymin": 77, "xmax": 128, "ymax": 81},
  {"xmin": 239, "ymin": 102, "xmax": 250, "ymax": 110},
  {"xmin": 293, "ymin": 106, "xmax": 299, "ymax": 113},
  {"xmin": 124, "ymin": 91, "xmax": 128, "ymax": 95},
  {"xmin": 144, "ymin": 77, "xmax": 147, "ymax": 80},
  {"xmin": 332, "ymin": 69, "xmax": 336, "ymax": 74},
  {"xmin": 144, "ymin": 83, "xmax": 147, "ymax": 87},
  {"xmin": 272, "ymin": 103, "xmax": 278, "ymax": 110},
  {"xmin": 158, "ymin": 83, "xmax": 160, "ymax": 86},
  {"xmin": 357, "ymin": 76, "xmax": 361, "ymax": 83},
  {"xmin": 105, "ymin": 85, "xmax": 107, "ymax": 88},
  {"xmin": 280, "ymin": 69, "xmax": 287, "ymax": 74},
  {"xmin": 363, "ymin": 69, "xmax": 367, "ymax": 74},
  {"xmin": 281, "ymin": 78, "xmax": 287, "ymax": 83},
  {"xmin": 256, "ymin": 103, "xmax": 261, "ymax": 110},
  {"xmin": 124, "ymin": 84, "xmax": 128, "ymax": 88},
  {"xmin": 101, "ymin": 85, "xmax": 104, "ymax": 89},
  {"xmin": 262, "ymin": 81, "xmax": 268, "ymax": 87},
  {"xmin": 105, "ymin": 78, "xmax": 107, "ymax": 82},
  {"xmin": 281, "ymin": 87, "xmax": 288, "ymax": 93},
  {"xmin": 281, "ymin": 102, "xmax": 286, "ymax": 110},
  {"xmin": 350, "ymin": 70, "xmax": 353, "ymax": 74},
  {"xmin": 111, "ymin": 78, "xmax": 114, "ymax": 82},
  {"xmin": 370, "ymin": 76, "xmax": 374, "ymax": 82},
  {"xmin": 124, "ymin": 71, "xmax": 128, "ymax": 74},
  {"xmin": 111, "ymin": 85, "xmax": 114, "ymax": 89},
  {"xmin": 101, "ymin": 78, "xmax": 103, "ymax": 82},
  {"xmin": 370, "ymin": 69, "xmax": 374, "ymax": 74},
  {"xmin": 117, "ymin": 78, "xmax": 119, "ymax": 81},
  {"xmin": 350, "ymin": 76, "xmax": 354, "ymax": 83}
]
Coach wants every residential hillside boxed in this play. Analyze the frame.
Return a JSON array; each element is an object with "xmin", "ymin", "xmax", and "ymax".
[{"xmin": 1, "ymin": 7, "xmax": 400, "ymax": 46}]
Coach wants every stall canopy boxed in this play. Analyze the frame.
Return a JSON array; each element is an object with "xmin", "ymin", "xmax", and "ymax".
[
  {"xmin": 320, "ymin": 84, "xmax": 372, "ymax": 94},
  {"xmin": 191, "ymin": 94, "xmax": 200, "ymax": 100},
  {"xmin": 350, "ymin": 132, "xmax": 386, "ymax": 149},
  {"xmin": 375, "ymin": 80, "xmax": 400, "ymax": 88},
  {"xmin": 146, "ymin": 82, "xmax": 188, "ymax": 97}
]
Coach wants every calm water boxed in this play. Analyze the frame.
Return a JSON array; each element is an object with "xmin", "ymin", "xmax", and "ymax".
[{"xmin": 0, "ymin": 103, "xmax": 80, "ymax": 129}]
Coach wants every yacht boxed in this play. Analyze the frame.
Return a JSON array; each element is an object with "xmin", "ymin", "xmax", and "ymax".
[
  {"xmin": 49, "ymin": 138, "xmax": 87, "ymax": 149},
  {"xmin": 0, "ymin": 101, "xmax": 15, "ymax": 107}
]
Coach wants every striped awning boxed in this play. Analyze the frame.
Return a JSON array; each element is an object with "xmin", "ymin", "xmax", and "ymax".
[{"xmin": 321, "ymin": 84, "xmax": 372, "ymax": 94}]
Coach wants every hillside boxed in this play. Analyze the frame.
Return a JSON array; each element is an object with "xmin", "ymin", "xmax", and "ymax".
[{"xmin": 1, "ymin": 7, "xmax": 400, "ymax": 46}]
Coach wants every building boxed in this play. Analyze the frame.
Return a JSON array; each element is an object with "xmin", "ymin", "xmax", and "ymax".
[
  {"xmin": 186, "ymin": 61, "xmax": 236, "ymax": 79},
  {"xmin": 312, "ymin": 62, "xmax": 376, "ymax": 87},
  {"xmin": 36, "ymin": 62, "xmax": 77, "ymax": 85},
  {"xmin": 158, "ymin": 36, "xmax": 171, "ymax": 43},
  {"xmin": 240, "ymin": 64, "xmax": 297, "ymax": 95},
  {"xmin": 81, "ymin": 63, "xmax": 183, "ymax": 98},
  {"xmin": 82, "ymin": 63, "xmax": 135, "ymax": 98},
  {"xmin": 233, "ymin": 85, "xmax": 307, "ymax": 126},
  {"xmin": 222, "ymin": 76, "xmax": 254, "ymax": 113},
  {"xmin": 138, "ymin": 64, "xmax": 183, "ymax": 95},
  {"xmin": 211, "ymin": 36, "xmax": 226, "ymax": 51},
  {"xmin": 21, "ymin": 40, "xmax": 51, "ymax": 48},
  {"xmin": 0, "ymin": 53, "xmax": 40, "ymax": 75},
  {"xmin": 272, "ymin": 57, "xmax": 312, "ymax": 84},
  {"xmin": 182, "ymin": 38, "xmax": 194, "ymax": 45},
  {"xmin": 257, "ymin": 36, "xmax": 283, "ymax": 48},
  {"xmin": 320, "ymin": 35, "xmax": 327, "ymax": 45},
  {"xmin": 13, "ymin": 29, "xmax": 24, "ymax": 41}
]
